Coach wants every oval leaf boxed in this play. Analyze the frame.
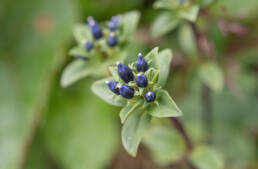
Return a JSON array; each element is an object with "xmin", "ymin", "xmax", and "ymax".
[
  {"xmin": 120, "ymin": 99, "xmax": 143, "ymax": 123},
  {"xmin": 61, "ymin": 60, "xmax": 94, "ymax": 88},
  {"xmin": 73, "ymin": 24, "xmax": 93, "ymax": 44},
  {"xmin": 151, "ymin": 12, "xmax": 180, "ymax": 38},
  {"xmin": 198, "ymin": 62, "xmax": 224, "ymax": 92},
  {"xmin": 157, "ymin": 49, "xmax": 173, "ymax": 87},
  {"xmin": 91, "ymin": 78, "xmax": 127, "ymax": 107},
  {"xmin": 122, "ymin": 11, "xmax": 140, "ymax": 41},
  {"xmin": 122, "ymin": 110, "xmax": 151, "ymax": 157},
  {"xmin": 190, "ymin": 145, "xmax": 224, "ymax": 169},
  {"xmin": 147, "ymin": 90, "xmax": 182, "ymax": 117}
]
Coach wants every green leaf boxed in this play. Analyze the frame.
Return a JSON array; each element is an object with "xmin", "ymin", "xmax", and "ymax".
[
  {"xmin": 120, "ymin": 99, "xmax": 143, "ymax": 123},
  {"xmin": 60, "ymin": 60, "xmax": 94, "ymax": 88},
  {"xmin": 143, "ymin": 126, "xmax": 185, "ymax": 166},
  {"xmin": 91, "ymin": 78, "xmax": 127, "ymax": 107},
  {"xmin": 156, "ymin": 49, "xmax": 173, "ymax": 87},
  {"xmin": 73, "ymin": 24, "xmax": 93, "ymax": 44},
  {"xmin": 121, "ymin": 11, "xmax": 140, "ymax": 41},
  {"xmin": 178, "ymin": 23, "xmax": 197, "ymax": 58},
  {"xmin": 178, "ymin": 4, "xmax": 200, "ymax": 22},
  {"xmin": 108, "ymin": 66, "xmax": 120, "ymax": 82},
  {"xmin": 69, "ymin": 45, "xmax": 88, "ymax": 57},
  {"xmin": 153, "ymin": 0, "xmax": 180, "ymax": 10},
  {"xmin": 43, "ymin": 80, "xmax": 119, "ymax": 169},
  {"xmin": 0, "ymin": 0, "xmax": 78, "ymax": 168},
  {"xmin": 122, "ymin": 110, "xmax": 151, "ymax": 157},
  {"xmin": 147, "ymin": 90, "xmax": 182, "ymax": 117},
  {"xmin": 190, "ymin": 145, "xmax": 224, "ymax": 169},
  {"xmin": 145, "ymin": 47, "xmax": 159, "ymax": 64},
  {"xmin": 151, "ymin": 12, "xmax": 180, "ymax": 38},
  {"xmin": 198, "ymin": 62, "xmax": 224, "ymax": 92}
]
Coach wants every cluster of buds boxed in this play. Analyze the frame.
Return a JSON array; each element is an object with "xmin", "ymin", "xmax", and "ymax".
[
  {"xmin": 106, "ymin": 53, "xmax": 157, "ymax": 103},
  {"xmin": 82, "ymin": 15, "xmax": 120, "ymax": 53}
]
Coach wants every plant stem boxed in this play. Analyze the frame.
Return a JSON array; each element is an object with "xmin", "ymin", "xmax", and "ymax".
[
  {"xmin": 170, "ymin": 117, "xmax": 193, "ymax": 152},
  {"xmin": 169, "ymin": 117, "xmax": 198, "ymax": 169},
  {"xmin": 201, "ymin": 83, "xmax": 213, "ymax": 144}
]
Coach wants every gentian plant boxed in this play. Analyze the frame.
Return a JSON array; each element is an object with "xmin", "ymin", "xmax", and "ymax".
[
  {"xmin": 92, "ymin": 47, "xmax": 182, "ymax": 156},
  {"xmin": 61, "ymin": 11, "xmax": 140, "ymax": 87}
]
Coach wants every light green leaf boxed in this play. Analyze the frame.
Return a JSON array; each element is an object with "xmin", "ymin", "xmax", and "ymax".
[
  {"xmin": 153, "ymin": 0, "xmax": 180, "ymax": 10},
  {"xmin": 73, "ymin": 24, "xmax": 93, "ymax": 44},
  {"xmin": 145, "ymin": 47, "xmax": 159, "ymax": 64},
  {"xmin": 178, "ymin": 4, "xmax": 200, "ymax": 22},
  {"xmin": 91, "ymin": 78, "xmax": 127, "ymax": 107},
  {"xmin": 198, "ymin": 62, "xmax": 224, "ymax": 92},
  {"xmin": 151, "ymin": 12, "xmax": 180, "ymax": 38},
  {"xmin": 190, "ymin": 145, "xmax": 224, "ymax": 169},
  {"xmin": 178, "ymin": 23, "xmax": 197, "ymax": 58},
  {"xmin": 147, "ymin": 90, "xmax": 182, "ymax": 117},
  {"xmin": 156, "ymin": 49, "xmax": 173, "ymax": 87},
  {"xmin": 122, "ymin": 11, "xmax": 140, "ymax": 41},
  {"xmin": 69, "ymin": 45, "xmax": 88, "ymax": 57},
  {"xmin": 143, "ymin": 126, "xmax": 185, "ymax": 166},
  {"xmin": 61, "ymin": 60, "xmax": 94, "ymax": 88},
  {"xmin": 122, "ymin": 110, "xmax": 151, "ymax": 157},
  {"xmin": 120, "ymin": 99, "xmax": 143, "ymax": 123},
  {"xmin": 108, "ymin": 66, "xmax": 120, "ymax": 82}
]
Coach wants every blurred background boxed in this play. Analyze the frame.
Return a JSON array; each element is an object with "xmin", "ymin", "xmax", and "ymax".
[{"xmin": 0, "ymin": 0, "xmax": 258, "ymax": 169}]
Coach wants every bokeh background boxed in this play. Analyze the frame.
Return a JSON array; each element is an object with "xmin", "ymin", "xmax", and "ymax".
[{"xmin": 0, "ymin": 0, "xmax": 258, "ymax": 169}]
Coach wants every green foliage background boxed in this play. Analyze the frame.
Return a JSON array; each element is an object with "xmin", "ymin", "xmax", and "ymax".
[{"xmin": 0, "ymin": 0, "xmax": 258, "ymax": 169}]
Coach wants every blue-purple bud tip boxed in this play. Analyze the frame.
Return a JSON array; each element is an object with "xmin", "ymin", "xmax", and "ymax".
[
  {"xmin": 136, "ymin": 53, "xmax": 148, "ymax": 72},
  {"xmin": 119, "ymin": 85, "xmax": 134, "ymax": 99},
  {"xmin": 145, "ymin": 91, "xmax": 156, "ymax": 102},
  {"xmin": 136, "ymin": 74, "xmax": 148, "ymax": 88},
  {"xmin": 117, "ymin": 62, "xmax": 134, "ymax": 83},
  {"xmin": 107, "ymin": 33, "xmax": 118, "ymax": 47},
  {"xmin": 84, "ymin": 41, "xmax": 94, "ymax": 51},
  {"xmin": 87, "ymin": 16, "xmax": 103, "ymax": 40},
  {"xmin": 106, "ymin": 81, "xmax": 120, "ymax": 95}
]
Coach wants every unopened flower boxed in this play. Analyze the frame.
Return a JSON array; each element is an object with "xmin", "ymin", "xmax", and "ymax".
[
  {"xmin": 136, "ymin": 74, "xmax": 148, "ymax": 88},
  {"xmin": 87, "ymin": 17, "xmax": 103, "ymax": 40},
  {"xmin": 84, "ymin": 41, "xmax": 94, "ymax": 51},
  {"xmin": 108, "ymin": 15, "xmax": 120, "ymax": 31},
  {"xmin": 136, "ymin": 53, "xmax": 148, "ymax": 72},
  {"xmin": 144, "ymin": 91, "xmax": 156, "ymax": 102},
  {"xmin": 117, "ymin": 62, "xmax": 134, "ymax": 83},
  {"xmin": 107, "ymin": 33, "xmax": 118, "ymax": 47},
  {"xmin": 106, "ymin": 81, "xmax": 120, "ymax": 95},
  {"xmin": 119, "ymin": 85, "xmax": 135, "ymax": 99}
]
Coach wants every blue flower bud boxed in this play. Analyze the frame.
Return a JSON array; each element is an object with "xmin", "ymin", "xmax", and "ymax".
[
  {"xmin": 87, "ymin": 17, "xmax": 103, "ymax": 40},
  {"xmin": 84, "ymin": 41, "xmax": 94, "ymax": 51},
  {"xmin": 107, "ymin": 33, "xmax": 118, "ymax": 47},
  {"xmin": 106, "ymin": 81, "xmax": 120, "ymax": 95},
  {"xmin": 144, "ymin": 91, "xmax": 156, "ymax": 102},
  {"xmin": 179, "ymin": 0, "xmax": 186, "ymax": 3},
  {"xmin": 119, "ymin": 85, "xmax": 134, "ymax": 99},
  {"xmin": 136, "ymin": 74, "xmax": 148, "ymax": 88},
  {"xmin": 108, "ymin": 15, "xmax": 120, "ymax": 31},
  {"xmin": 117, "ymin": 62, "xmax": 134, "ymax": 83},
  {"xmin": 136, "ymin": 53, "xmax": 148, "ymax": 72}
]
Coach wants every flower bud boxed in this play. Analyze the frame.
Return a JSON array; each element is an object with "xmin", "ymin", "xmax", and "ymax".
[
  {"xmin": 136, "ymin": 53, "xmax": 148, "ymax": 72},
  {"xmin": 136, "ymin": 74, "xmax": 148, "ymax": 88},
  {"xmin": 84, "ymin": 41, "xmax": 94, "ymax": 51},
  {"xmin": 87, "ymin": 17, "xmax": 103, "ymax": 40},
  {"xmin": 119, "ymin": 85, "xmax": 134, "ymax": 99},
  {"xmin": 106, "ymin": 81, "xmax": 120, "ymax": 95},
  {"xmin": 117, "ymin": 62, "xmax": 134, "ymax": 83},
  {"xmin": 107, "ymin": 33, "xmax": 118, "ymax": 47},
  {"xmin": 144, "ymin": 91, "xmax": 156, "ymax": 102},
  {"xmin": 108, "ymin": 15, "xmax": 120, "ymax": 31}
]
